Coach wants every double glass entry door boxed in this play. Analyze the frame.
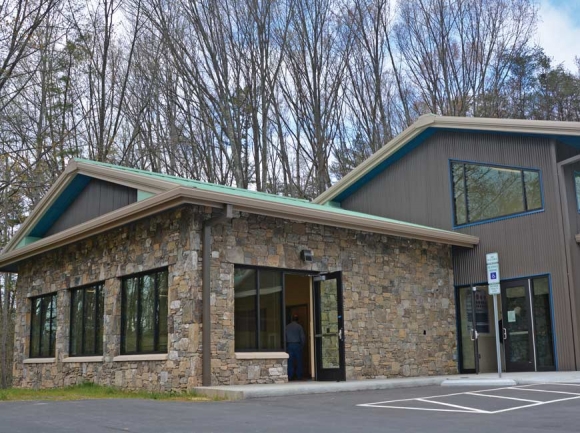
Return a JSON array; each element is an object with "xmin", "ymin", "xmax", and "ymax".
[
  {"xmin": 458, "ymin": 276, "xmax": 554, "ymax": 373},
  {"xmin": 501, "ymin": 277, "xmax": 555, "ymax": 372}
]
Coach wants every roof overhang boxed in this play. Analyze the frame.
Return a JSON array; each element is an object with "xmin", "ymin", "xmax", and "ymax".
[
  {"xmin": 314, "ymin": 115, "xmax": 580, "ymax": 205},
  {"xmin": 0, "ymin": 185, "xmax": 479, "ymax": 272},
  {"xmin": 2, "ymin": 160, "xmax": 179, "ymax": 254}
]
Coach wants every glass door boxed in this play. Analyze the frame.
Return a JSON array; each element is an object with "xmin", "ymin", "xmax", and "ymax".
[
  {"xmin": 501, "ymin": 279, "xmax": 535, "ymax": 372},
  {"xmin": 313, "ymin": 272, "xmax": 345, "ymax": 381},
  {"xmin": 458, "ymin": 286, "xmax": 482, "ymax": 373}
]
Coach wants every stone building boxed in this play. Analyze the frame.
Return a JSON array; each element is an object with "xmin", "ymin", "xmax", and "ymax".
[{"xmin": 0, "ymin": 158, "xmax": 477, "ymax": 390}]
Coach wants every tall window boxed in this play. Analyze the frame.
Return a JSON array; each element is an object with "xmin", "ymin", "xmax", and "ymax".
[
  {"xmin": 234, "ymin": 267, "xmax": 283, "ymax": 351},
  {"xmin": 70, "ymin": 284, "xmax": 104, "ymax": 356},
  {"xmin": 30, "ymin": 293, "xmax": 57, "ymax": 358},
  {"xmin": 451, "ymin": 161, "xmax": 542, "ymax": 226},
  {"xmin": 121, "ymin": 269, "xmax": 168, "ymax": 354},
  {"xmin": 575, "ymin": 172, "xmax": 580, "ymax": 212}
]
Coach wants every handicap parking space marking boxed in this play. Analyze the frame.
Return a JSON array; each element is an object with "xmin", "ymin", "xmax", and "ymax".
[
  {"xmin": 357, "ymin": 384, "xmax": 580, "ymax": 415},
  {"xmin": 463, "ymin": 391, "xmax": 542, "ymax": 403}
]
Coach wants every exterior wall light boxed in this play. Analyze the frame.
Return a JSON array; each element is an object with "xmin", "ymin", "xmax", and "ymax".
[{"xmin": 300, "ymin": 249, "xmax": 313, "ymax": 262}]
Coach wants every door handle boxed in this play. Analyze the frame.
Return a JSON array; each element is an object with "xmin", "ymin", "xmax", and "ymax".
[
  {"xmin": 470, "ymin": 329, "xmax": 475, "ymax": 341},
  {"xmin": 503, "ymin": 328, "xmax": 507, "ymax": 341}
]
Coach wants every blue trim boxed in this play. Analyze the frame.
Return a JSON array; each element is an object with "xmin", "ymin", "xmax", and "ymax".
[
  {"xmin": 546, "ymin": 273, "xmax": 558, "ymax": 371},
  {"xmin": 334, "ymin": 126, "xmax": 580, "ymax": 203},
  {"xmin": 452, "ymin": 209, "xmax": 545, "ymax": 229},
  {"xmin": 574, "ymin": 171, "xmax": 580, "ymax": 213},
  {"xmin": 448, "ymin": 158, "xmax": 545, "ymax": 229},
  {"xmin": 455, "ymin": 272, "xmax": 558, "ymax": 371},
  {"xmin": 29, "ymin": 174, "xmax": 91, "ymax": 237},
  {"xmin": 334, "ymin": 129, "xmax": 436, "ymax": 202},
  {"xmin": 454, "ymin": 287, "xmax": 463, "ymax": 373}
]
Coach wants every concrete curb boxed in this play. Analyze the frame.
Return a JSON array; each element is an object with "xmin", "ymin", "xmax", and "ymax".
[
  {"xmin": 441, "ymin": 379, "xmax": 517, "ymax": 387},
  {"xmin": 194, "ymin": 372, "xmax": 580, "ymax": 400},
  {"xmin": 194, "ymin": 377, "xmax": 445, "ymax": 400}
]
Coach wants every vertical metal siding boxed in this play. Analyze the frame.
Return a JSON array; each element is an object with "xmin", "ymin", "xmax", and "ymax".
[
  {"xmin": 45, "ymin": 179, "xmax": 137, "ymax": 236},
  {"xmin": 563, "ymin": 161, "xmax": 580, "ymax": 367},
  {"xmin": 342, "ymin": 131, "xmax": 577, "ymax": 370}
]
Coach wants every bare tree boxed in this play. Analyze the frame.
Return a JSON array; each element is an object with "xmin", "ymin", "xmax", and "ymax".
[{"xmin": 281, "ymin": 0, "xmax": 350, "ymax": 196}]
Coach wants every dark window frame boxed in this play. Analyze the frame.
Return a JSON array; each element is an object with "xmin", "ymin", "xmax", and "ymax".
[
  {"xmin": 120, "ymin": 268, "xmax": 168, "ymax": 355},
  {"xmin": 29, "ymin": 293, "xmax": 57, "ymax": 358},
  {"xmin": 234, "ymin": 265, "xmax": 288, "ymax": 352},
  {"xmin": 574, "ymin": 171, "xmax": 580, "ymax": 213},
  {"xmin": 450, "ymin": 160, "xmax": 544, "ymax": 228},
  {"xmin": 69, "ymin": 283, "xmax": 104, "ymax": 357}
]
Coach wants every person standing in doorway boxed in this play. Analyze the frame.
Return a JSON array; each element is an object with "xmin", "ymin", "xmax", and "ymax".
[{"xmin": 286, "ymin": 314, "xmax": 306, "ymax": 381}]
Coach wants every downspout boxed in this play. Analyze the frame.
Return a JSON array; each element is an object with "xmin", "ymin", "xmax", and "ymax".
[{"xmin": 202, "ymin": 204, "xmax": 233, "ymax": 386}]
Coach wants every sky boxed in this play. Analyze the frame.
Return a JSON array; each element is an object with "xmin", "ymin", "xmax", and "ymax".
[{"xmin": 536, "ymin": 0, "xmax": 580, "ymax": 70}]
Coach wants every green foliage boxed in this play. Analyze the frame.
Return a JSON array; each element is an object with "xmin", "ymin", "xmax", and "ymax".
[{"xmin": 0, "ymin": 382, "xmax": 208, "ymax": 402}]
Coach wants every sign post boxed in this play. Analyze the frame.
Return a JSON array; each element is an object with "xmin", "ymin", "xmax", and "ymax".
[{"xmin": 486, "ymin": 253, "xmax": 502, "ymax": 378}]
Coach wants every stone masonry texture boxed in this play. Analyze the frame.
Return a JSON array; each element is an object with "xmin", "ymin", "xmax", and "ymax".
[{"xmin": 13, "ymin": 204, "xmax": 456, "ymax": 390}]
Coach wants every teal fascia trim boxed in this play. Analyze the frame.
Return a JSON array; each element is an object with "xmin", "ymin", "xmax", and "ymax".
[
  {"xmin": 334, "ymin": 129, "xmax": 436, "ymax": 203},
  {"xmin": 137, "ymin": 190, "xmax": 155, "ymax": 201},
  {"xmin": 16, "ymin": 237, "xmax": 42, "ymax": 249},
  {"xmin": 327, "ymin": 201, "xmax": 341, "ymax": 208},
  {"xmin": 333, "ymin": 128, "xmax": 580, "ymax": 204},
  {"xmin": 29, "ymin": 174, "xmax": 92, "ymax": 238}
]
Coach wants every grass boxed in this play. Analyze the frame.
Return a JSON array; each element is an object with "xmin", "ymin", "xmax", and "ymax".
[{"xmin": 0, "ymin": 382, "xmax": 212, "ymax": 402}]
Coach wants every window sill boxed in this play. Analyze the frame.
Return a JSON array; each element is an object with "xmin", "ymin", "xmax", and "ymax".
[
  {"xmin": 235, "ymin": 352, "xmax": 289, "ymax": 360},
  {"xmin": 113, "ymin": 354, "xmax": 168, "ymax": 362},
  {"xmin": 23, "ymin": 358, "xmax": 55, "ymax": 364},
  {"xmin": 63, "ymin": 356, "xmax": 103, "ymax": 363}
]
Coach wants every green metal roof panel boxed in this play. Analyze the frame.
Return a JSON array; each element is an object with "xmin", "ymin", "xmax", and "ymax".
[{"xmin": 74, "ymin": 159, "xmax": 460, "ymax": 235}]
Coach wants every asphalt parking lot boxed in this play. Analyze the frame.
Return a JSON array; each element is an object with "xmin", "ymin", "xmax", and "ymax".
[{"xmin": 1, "ymin": 384, "xmax": 579, "ymax": 433}]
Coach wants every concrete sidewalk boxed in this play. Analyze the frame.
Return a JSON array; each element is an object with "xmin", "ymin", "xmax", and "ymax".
[{"xmin": 194, "ymin": 371, "xmax": 580, "ymax": 400}]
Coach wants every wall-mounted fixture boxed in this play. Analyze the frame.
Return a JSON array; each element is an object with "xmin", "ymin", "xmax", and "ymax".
[{"xmin": 300, "ymin": 249, "xmax": 313, "ymax": 262}]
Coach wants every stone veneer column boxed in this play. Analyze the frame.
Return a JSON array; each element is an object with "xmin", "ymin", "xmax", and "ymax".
[{"xmin": 103, "ymin": 278, "xmax": 121, "ymax": 362}]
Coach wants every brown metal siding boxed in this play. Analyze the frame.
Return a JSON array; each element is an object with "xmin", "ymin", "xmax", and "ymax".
[
  {"xmin": 342, "ymin": 131, "xmax": 577, "ymax": 370},
  {"xmin": 45, "ymin": 179, "xmax": 137, "ymax": 236},
  {"xmin": 563, "ymin": 161, "xmax": 580, "ymax": 369}
]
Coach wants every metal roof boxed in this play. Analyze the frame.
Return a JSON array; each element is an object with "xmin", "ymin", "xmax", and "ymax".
[
  {"xmin": 314, "ymin": 115, "xmax": 580, "ymax": 205},
  {"xmin": 0, "ymin": 158, "xmax": 479, "ymax": 272}
]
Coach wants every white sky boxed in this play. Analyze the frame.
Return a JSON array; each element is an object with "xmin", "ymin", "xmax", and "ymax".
[{"xmin": 535, "ymin": 0, "xmax": 580, "ymax": 71}]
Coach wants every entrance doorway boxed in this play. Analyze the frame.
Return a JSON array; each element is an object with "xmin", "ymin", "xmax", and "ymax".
[
  {"xmin": 457, "ymin": 275, "xmax": 555, "ymax": 373},
  {"xmin": 284, "ymin": 274, "xmax": 313, "ymax": 380},
  {"xmin": 283, "ymin": 271, "xmax": 346, "ymax": 382}
]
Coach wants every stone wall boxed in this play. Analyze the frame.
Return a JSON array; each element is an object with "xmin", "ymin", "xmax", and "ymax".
[
  {"xmin": 13, "ymin": 206, "xmax": 203, "ymax": 391},
  {"xmin": 13, "ymin": 204, "xmax": 456, "ymax": 390},
  {"xmin": 210, "ymin": 213, "xmax": 457, "ymax": 383}
]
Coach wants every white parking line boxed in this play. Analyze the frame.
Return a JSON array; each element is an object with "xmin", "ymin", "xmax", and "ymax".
[
  {"xmin": 357, "ymin": 383, "xmax": 580, "ymax": 415},
  {"xmin": 415, "ymin": 398, "xmax": 488, "ymax": 413},
  {"xmin": 464, "ymin": 392, "xmax": 541, "ymax": 403},
  {"xmin": 511, "ymin": 388, "xmax": 580, "ymax": 396}
]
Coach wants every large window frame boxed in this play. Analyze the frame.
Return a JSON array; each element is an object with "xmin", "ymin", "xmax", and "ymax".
[
  {"xmin": 121, "ymin": 268, "xmax": 169, "ymax": 355},
  {"xmin": 30, "ymin": 293, "xmax": 57, "ymax": 358},
  {"xmin": 450, "ymin": 160, "xmax": 544, "ymax": 227},
  {"xmin": 69, "ymin": 284, "xmax": 104, "ymax": 357},
  {"xmin": 234, "ymin": 265, "xmax": 286, "ymax": 352},
  {"xmin": 574, "ymin": 171, "xmax": 580, "ymax": 213}
]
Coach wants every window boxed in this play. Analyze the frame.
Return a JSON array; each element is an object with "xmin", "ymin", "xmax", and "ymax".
[
  {"xmin": 70, "ymin": 284, "xmax": 104, "ymax": 356},
  {"xmin": 451, "ymin": 161, "xmax": 542, "ymax": 226},
  {"xmin": 575, "ymin": 172, "xmax": 580, "ymax": 212},
  {"xmin": 121, "ymin": 269, "xmax": 168, "ymax": 354},
  {"xmin": 30, "ymin": 293, "xmax": 57, "ymax": 358},
  {"xmin": 234, "ymin": 267, "xmax": 283, "ymax": 351}
]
